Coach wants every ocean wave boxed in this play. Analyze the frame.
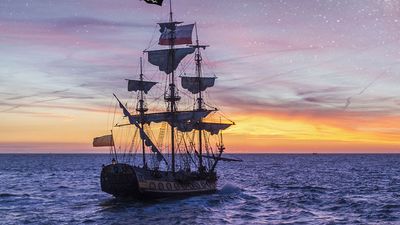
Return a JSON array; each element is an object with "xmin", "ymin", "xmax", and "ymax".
[
  {"xmin": 1, "ymin": 154, "xmax": 400, "ymax": 224},
  {"xmin": 219, "ymin": 183, "xmax": 242, "ymax": 194}
]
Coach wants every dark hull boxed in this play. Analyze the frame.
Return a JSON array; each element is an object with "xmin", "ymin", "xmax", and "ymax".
[{"xmin": 100, "ymin": 163, "xmax": 217, "ymax": 198}]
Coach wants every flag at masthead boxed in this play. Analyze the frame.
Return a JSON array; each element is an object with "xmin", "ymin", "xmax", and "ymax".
[{"xmin": 144, "ymin": 0, "xmax": 163, "ymax": 6}]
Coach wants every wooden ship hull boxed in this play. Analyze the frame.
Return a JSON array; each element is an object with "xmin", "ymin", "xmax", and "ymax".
[{"xmin": 101, "ymin": 163, "xmax": 217, "ymax": 198}]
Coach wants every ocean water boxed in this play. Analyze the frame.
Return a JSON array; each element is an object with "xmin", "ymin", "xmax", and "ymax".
[{"xmin": 0, "ymin": 154, "xmax": 399, "ymax": 225}]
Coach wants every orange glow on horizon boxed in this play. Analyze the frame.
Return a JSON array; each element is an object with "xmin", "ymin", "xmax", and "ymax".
[{"xmin": 1, "ymin": 108, "xmax": 399, "ymax": 153}]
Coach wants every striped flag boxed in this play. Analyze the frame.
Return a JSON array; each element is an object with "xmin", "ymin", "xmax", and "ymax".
[{"xmin": 159, "ymin": 24, "xmax": 194, "ymax": 45}]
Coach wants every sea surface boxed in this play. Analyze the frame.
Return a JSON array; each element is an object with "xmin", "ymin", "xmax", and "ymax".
[{"xmin": 0, "ymin": 154, "xmax": 399, "ymax": 225}]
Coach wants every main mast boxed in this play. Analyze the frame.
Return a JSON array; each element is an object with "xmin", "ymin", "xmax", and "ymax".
[
  {"xmin": 143, "ymin": 0, "xmax": 210, "ymax": 172},
  {"xmin": 168, "ymin": 0, "xmax": 177, "ymax": 173},
  {"xmin": 194, "ymin": 24, "xmax": 205, "ymax": 172}
]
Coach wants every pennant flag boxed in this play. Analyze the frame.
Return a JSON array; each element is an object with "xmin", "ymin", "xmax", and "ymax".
[
  {"xmin": 144, "ymin": 0, "xmax": 163, "ymax": 6},
  {"xmin": 159, "ymin": 24, "xmax": 194, "ymax": 45}
]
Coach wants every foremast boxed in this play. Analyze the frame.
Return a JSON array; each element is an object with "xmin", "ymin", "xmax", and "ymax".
[
  {"xmin": 124, "ymin": 58, "xmax": 158, "ymax": 167},
  {"xmin": 136, "ymin": 57, "xmax": 148, "ymax": 168}
]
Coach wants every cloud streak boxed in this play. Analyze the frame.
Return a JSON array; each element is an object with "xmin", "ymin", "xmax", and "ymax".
[
  {"xmin": 343, "ymin": 72, "xmax": 388, "ymax": 110},
  {"xmin": 1, "ymin": 0, "xmax": 400, "ymax": 152}
]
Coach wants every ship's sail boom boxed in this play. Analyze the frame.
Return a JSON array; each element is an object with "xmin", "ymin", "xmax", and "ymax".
[
  {"xmin": 181, "ymin": 76, "xmax": 216, "ymax": 94},
  {"xmin": 128, "ymin": 110, "xmax": 213, "ymax": 125},
  {"xmin": 146, "ymin": 48, "xmax": 195, "ymax": 74},
  {"xmin": 93, "ymin": 134, "xmax": 114, "ymax": 147},
  {"xmin": 127, "ymin": 80, "xmax": 157, "ymax": 94}
]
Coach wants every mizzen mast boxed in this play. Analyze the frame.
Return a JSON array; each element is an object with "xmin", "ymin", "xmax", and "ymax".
[{"xmin": 192, "ymin": 23, "xmax": 209, "ymax": 172}]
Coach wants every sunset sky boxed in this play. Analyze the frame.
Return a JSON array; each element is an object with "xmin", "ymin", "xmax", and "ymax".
[{"xmin": 1, "ymin": 0, "xmax": 400, "ymax": 153}]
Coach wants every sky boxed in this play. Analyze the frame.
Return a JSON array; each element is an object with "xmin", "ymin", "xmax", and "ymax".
[{"xmin": 1, "ymin": 0, "xmax": 400, "ymax": 153}]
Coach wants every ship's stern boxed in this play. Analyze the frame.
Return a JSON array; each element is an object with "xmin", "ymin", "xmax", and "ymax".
[{"xmin": 100, "ymin": 163, "xmax": 139, "ymax": 197}]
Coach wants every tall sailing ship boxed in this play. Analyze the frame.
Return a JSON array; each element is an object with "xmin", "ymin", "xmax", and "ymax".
[{"xmin": 93, "ymin": 1, "xmax": 239, "ymax": 198}]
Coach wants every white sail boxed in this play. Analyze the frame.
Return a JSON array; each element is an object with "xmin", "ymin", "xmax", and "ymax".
[
  {"xmin": 127, "ymin": 80, "xmax": 157, "ymax": 94},
  {"xmin": 93, "ymin": 134, "xmax": 114, "ymax": 147},
  {"xmin": 146, "ymin": 48, "xmax": 195, "ymax": 74},
  {"xmin": 181, "ymin": 76, "xmax": 216, "ymax": 94}
]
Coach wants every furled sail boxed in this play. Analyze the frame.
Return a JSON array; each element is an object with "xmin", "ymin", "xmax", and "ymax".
[
  {"xmin": 114, "ymin": 93, "xmax": 212, "ymax": 125},
  {"xmin": 180, "ymin": 76, "xmax": 216, "ymax": 94},
  {"xmin": 138, "ymin": 127, "xmax": 167, "ymax": 164},
  {"xmin": 128, "ymin": 110, "xmax": 213, "ymax": 125},
  {"xmin": 199, "ymin": 122, "xmax": 232, "ymax": 135},
  {"xmin": 127, "ymin": 80, "xmax": 157, "ymax": 94},
  {"xmin": 93, "ymin": 134, "xmax": 114, "ymax": 147},
  {"xmin": 146, "ymin": 48, "xmax": 195, "ymax": 74},
  {"xmin": 159, "ymin": 24, "xmax": 194, "ymax": 45},
  {"xmin": 176, "ymin": 122, "xmax": 232, "ymax": 135}
]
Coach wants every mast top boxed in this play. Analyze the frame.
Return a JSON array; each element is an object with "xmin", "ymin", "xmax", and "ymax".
[
  {"xmin": 189, "ymin": 23, "xmax": 209, "ymax": 49},
  {"xmin": 157, "ymin": 21, "xmax": 182, "ymax": 26},
  {"xmin": 169, "ymin": 0, "xmax": 173, "ymax": 22}
]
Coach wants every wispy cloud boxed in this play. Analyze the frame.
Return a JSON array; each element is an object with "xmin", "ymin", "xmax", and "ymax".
[{"xmin": 1, "ymin": 0, "xmax": 400, "ymax": 152}]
